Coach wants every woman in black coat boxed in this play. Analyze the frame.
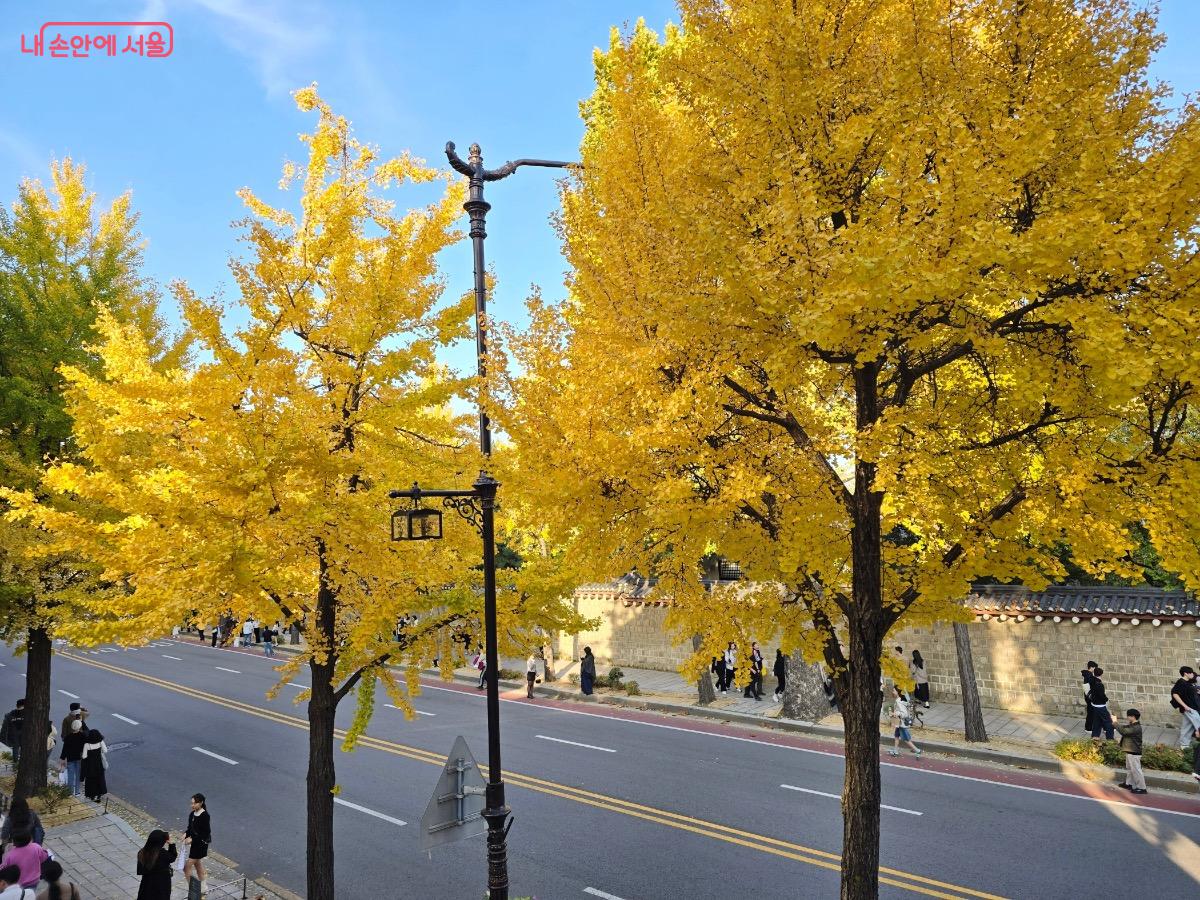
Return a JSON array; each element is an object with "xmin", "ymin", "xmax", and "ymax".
[
  {"xmin": 80, "ymin": 728, "xmax": 108, "ymax": 802},
  {"xmin": 773, "ymin": 649, "xmax": 787, "ymax": 701},
  {"xmin": 184, "ymin": 792, "xmax": 212, "ymax": 886},
  {"xmin": 136, "ymin": 829, "xmax": 177, "ymax": 900}
]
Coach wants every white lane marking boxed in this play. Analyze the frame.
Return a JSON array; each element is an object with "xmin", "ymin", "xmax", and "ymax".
[
  {"xmin": 162, "ymin": 655, "xmax": 182, "ymax": 661},
  {"xmin": 385, "ymin": 704, "xmax": 435, "ymax": 716},
  {"xmin": 192, "ymin": 746, "xmax": 238, "ymax": 765},
  {"xmin": 284, "ymin": 683, "xmax": 310, "ymax": 689},
  {"xmin": 99, "ymin": 648, "xmax": 118, "ymax": 653},
  {"xmin": 214, "ymin": 666, "xmax": 241, "ymax": 674},
  {"xmin": 780, "ymin": 784, "xmax": 922, "ymax": 816},
  {"xmin": 421, "ymin": 684, "xmax": 1200, "ymax": 821},
  {"xmin": 19, "ymin": 674, "xmax": 25, "ymax": 678},
  {"xmin": 536, "ymin": 734, "xmax": 615, "ymax": 753},
  {"xmin": 333, "ymin": 797, "xmax": 406, "ymax": 826},
  {"xmin": 57, "ymin": 690, "xmax": 80, "ymax": 699},
  {"xmin": 584, "ymin": 889, "xmax": 627, "ymax": 900},
  {"xmin": 112, "ymin": 714, "xmax": 139, "ymax": 725},
  {"xmin": 0, "ymin": 662, "xmax": 6, "ymax": 667}
]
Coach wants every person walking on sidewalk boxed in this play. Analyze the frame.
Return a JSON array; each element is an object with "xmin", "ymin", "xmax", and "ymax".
[
  {"xmin": 81, "ymin": 727, "xmax": 108, "ymax": 802},
  {"xmin": 59, "ymin": 720, "xmax": 85, "ymax": 797},
  {"xmin": 910, "ymin": 651, "xmax": 930, "ymax": 708},
  {"xmin": 1114, "ymin": 708, "xmax": 1147, "ymax": 794},
  {"xmin": 722, "ymin": 642, "xmax": 737, "ymax": 694},
  {"xmin": 1081, "ymin": 661, "xmax": 1099, "ymax": 734},
  {"xmin": 36, "ymin": 859, "xmax": 81, "ymax": 900},
  {"xmin": 744, "ymin": 642, "xmax": 764, "ymax": 700},
  {"xmin": 136, "ymin": 829, "xmax": 177, "ymax": 900},
  {"xmin": 714, "ymin": 653, "xmax": 727, "ymax": 695},
  {"xmin": 183, "ymin": 793, "xmax": 211, "ymax": 893},
  {"xmin": 526, "ymin": 653, "xmax": 538, "ymax": 699},
  {"xmin": 1170, "ymin": 666, "xmax": 1200, "ymax": 750},
  {"xmin": 0, "ymin": 700, "xmax": 24, "ymax": 769},
  {"xmin": 773, "ymin": 649, "xmax": 786, "ymax": 701},
  {"xmin": 261, "ymin": 623, "xmax": 275, "ymax": 658},
  {"xmin": 473, "ymin": 649, "xmax": 486, "ymax": 689},
  {"xmin": 1088, "ymin": 667, "xmax": 1115, "ymax": 741},
  {"xmin": 580, "ymin": 647, "xmax": 596, "ymax": 696},
  {"xmin": 240, "ymin": 619, "xmax": 253, "ymax": 648},
  {"xmin": 887, "ymin": 686, "xmax": 922, "ymax": 758}
]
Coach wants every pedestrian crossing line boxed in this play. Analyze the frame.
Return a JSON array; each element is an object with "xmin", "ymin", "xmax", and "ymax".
[{"xmin": 56, "ymin": 651, "xmax": 1005, "ymax": 900}]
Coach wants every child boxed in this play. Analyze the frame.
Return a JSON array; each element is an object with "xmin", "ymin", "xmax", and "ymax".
[
  {"xmin": 1114, "ymin": 708, "xmax": 1147, "ymax": 794},
  {"xmin": 887, "ymin": 685, "xmax": 922, "ymax": 758}
]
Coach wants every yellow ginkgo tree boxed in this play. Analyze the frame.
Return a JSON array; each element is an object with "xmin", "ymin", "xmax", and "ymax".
[
  {"xmin": 4, "ymin": 87, "xmax": 588, "ymax": 900},
  {"xmin": 501, "ymin": 2, "xmax": 1200, "ymax": 897}
]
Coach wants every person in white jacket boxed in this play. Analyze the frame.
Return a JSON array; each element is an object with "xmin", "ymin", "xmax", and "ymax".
[{"xmin": 722, "ymin": 643, "xmax": 737, "ymax": 694}]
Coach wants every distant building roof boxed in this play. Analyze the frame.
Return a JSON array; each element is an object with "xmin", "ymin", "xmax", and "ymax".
[{"xmin": 969, "ymin": 584, "xmax": 1198, "ymax": 620}]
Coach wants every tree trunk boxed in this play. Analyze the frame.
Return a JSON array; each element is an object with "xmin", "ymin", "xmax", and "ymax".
[
  {"xmin": 781, "ymin": 653, "xmax": 830, "ymax": 722},
  {"xmin": 692, "ymin": 634, "xmax": 715, "ymax": 705},
  {"xmin": 840, "ymin": 362, "xmax": 884, "ymax": 900},
  {"xmin": 953, "ymin": 621, "xmax": 988, "ymax": 742},
  {"xmin": 306, "ymin": 549, "xmax": 338, "ymax": 900},
  {"xmin": 15, "ymin": 627, "xmax": 51, "ymax": 800}
]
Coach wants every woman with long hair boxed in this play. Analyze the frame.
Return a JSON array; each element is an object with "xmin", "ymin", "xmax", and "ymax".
[
  {"xmin": 136, "ymin": 829, "xmax": 176, "ymax": 900},
  {"xmin": 910, "ymin": 650, "xmax": 931, "ymax": 708},
  {"xmin": 80, "ymin": 728, "xmax": 108, "ymax": 802},
  {"xmin": 37, "ymin": 859, "xmax": 81, "ymax": 900},
  {"xmin": 0, "ymin": 797, "xmax": 44, "ymax": 850},
  {"xmin": 183, "ymin": 793, "xmax": 211, "ymax": 890}
]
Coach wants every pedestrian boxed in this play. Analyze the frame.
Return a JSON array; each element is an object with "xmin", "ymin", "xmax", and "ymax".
[
  {"xmin": 773, "ymin": 649, "xmax": 786, "ymax": 701},
  {"xmin": 910, "ymin": 651, "xmax": 930, "ymax": 708},
  {"xmin": 182, "ymin": 793, "xmax": 210, "ymax": 892},
  {"xmin": 887, "ymin": 685, "xmax": 922, "ymax": 757},
  {"xmin": 0, "ymin": 798, "xmax": 44, "ymax": 851},
  {"xmin": 261, "ymin": 623, "xmax": 275, "ymax": 658},
  {"xmin": 473, "ymin": 649, "xmax": 486, "ymax": 689},
  {"xmin": 81, "ymin": 727, "xmax": 108, "ymax": 802},
  {"xmin": 0, "ymin": 833, "xmax": 48, "ymax": 890},
  {"xmin": 59, "ymin": 720, "xmax": 85, "ymax": 797},
  {"xmin": 1192, "ymin": 732, "xmax": 1200, "ymax": 786},
  {"xmin": 723, "ymin": 642, "xmax": 737, "ymax": 694},
  {"xmin": 1088, "ymin": 666, "xmax": 1115, "ymax": 741},
  {"xmin": 744, "ymin": 642, "xmax": 764, "ymax": 700},
  {"xmin": 136, "ymin": 829, "xmax": 177, "ymax": 900},
  {"xmin": 525, "ymin": 653, "xmax": 538, "ymax": 699},
  {"xmin": 240, "ymin": 619, "xmax": 253, "ymax": 648},
  {"xmin": 580, "ymin": 647, "xmax": 596, "ymax": 696},
  {"xmin": 210, "ymin": 621, "xmax": 219, "ymax": 647},
  {"xmin": 0, "ymin": 700, "xmax": 25, "ymax": 768},
  {"xmin": 1170, "ymin": 666, "xmax": 1200, "ymax": 750},
  {"xmin": 36, "ymin": 859, "xmax": 81, "ymax": 900},
  {"xmin": 0, "ymin": 863, "xmax": 33, "ymax": 900},
  {"xmin": 1081, "ymin": 661, "xmax": 1098, "ymax": 733},
  {"xmin": 1114, "ymin": 708, "xmax": 1147, "ymax": 794},
  {"xmin": 59, "ymin": 702, "xmax": 87, "ymax": 741},
  {"xmin": 252, "ymin": 619, "xmax": 261, "ymax": 644},
  {"xmin": 714, "ymin": 652, "xmax": 727, "ymax": 695}
]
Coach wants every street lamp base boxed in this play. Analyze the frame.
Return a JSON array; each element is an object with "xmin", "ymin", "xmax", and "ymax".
[{"xmin": 482, "ymin": 797, "xmax": 512, "ymax": 900}]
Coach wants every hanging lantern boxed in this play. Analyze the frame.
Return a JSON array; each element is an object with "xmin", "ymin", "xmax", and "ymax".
[{"xmin": 391, "ymin": 484, "xmax": 444, "ymax": 541}]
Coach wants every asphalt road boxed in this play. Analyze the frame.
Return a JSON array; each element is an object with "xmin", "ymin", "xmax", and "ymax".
[{"xmin": 3, "ymin": 638, "xmax": 1198, "ymax": 900}]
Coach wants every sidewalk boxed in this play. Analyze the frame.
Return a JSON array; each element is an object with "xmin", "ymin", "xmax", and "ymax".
[{"xmin": 32, "ymin": 793, "xmax": 296, "ymax": 900}]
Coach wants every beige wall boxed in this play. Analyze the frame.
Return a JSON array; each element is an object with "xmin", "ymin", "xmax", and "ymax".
[
  {"xmin": 561, "ymin": 588, "xmax": 1200, "ymax": 725},
  {"xmin": 894, "ymin": 617, "xmax": 1200, "ymax": 726}
]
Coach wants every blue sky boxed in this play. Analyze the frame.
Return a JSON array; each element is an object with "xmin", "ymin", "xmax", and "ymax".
[{"xmin": 1, "ymin": 0, "xmax": 1198, "ymax": 376}]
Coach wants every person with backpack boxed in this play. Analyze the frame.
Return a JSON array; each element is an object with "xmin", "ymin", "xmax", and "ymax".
[
  {"xmin": 0, "ymin": 863, "xmax": 34, "ymax": 900},
  {"xmin": 136, "ymin": 830, "xmax": 177, "ymax": 900},
  {"xmin": 887, "ymin": 685, "xmax": 922, "ymax": 757},
  {"xmin": 0, "ymin": 701, "xmax": 25, "ymax": 768},
  {"xmin": 1088, "ymin": 666, "xmax": 1115, "ymax": 741},
  {"xmin": 1170, "ymin": 666, "xmax": 1200, "ymax": 750},
  {"xmin": 36, "ymin": 859, "xmax": 81, "ymax": 900}
]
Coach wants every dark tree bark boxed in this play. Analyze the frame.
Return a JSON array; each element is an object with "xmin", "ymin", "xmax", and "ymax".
[
  {"xmin": 781, "ymin": 653, "xmax": 830, "ymax": 722},
  {"xmin": 15, "ymin": 627, "xmax": 51, "ymax": 800},
  {"xmin": 692, "ymin": 634, "xmax": 715, "ymax": 705},
  {"xmin": 838, "ymin": 362, "xmax": 886, "ymax": 900},
  {"xmin": 953, "ymin": 621, "xmax": 988, "ymax": 742},
  {"xmin": 306, "ymin": 551, "xmax": 338, "ymax": 900}
]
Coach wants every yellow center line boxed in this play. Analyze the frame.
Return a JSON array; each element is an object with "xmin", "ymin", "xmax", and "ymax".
[{"xmin": 60, "ymin": 651, "xmax": 1008, "ymax": 900}]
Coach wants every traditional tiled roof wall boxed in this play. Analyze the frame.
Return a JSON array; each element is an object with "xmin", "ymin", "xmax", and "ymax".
[{"xmin": 968, "ymin": 584, "xmax": 1199, "ymax": 622}]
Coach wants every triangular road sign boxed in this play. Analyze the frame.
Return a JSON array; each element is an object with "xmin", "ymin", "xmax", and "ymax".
[{"xmin": 420, "ymin": 735, "xmax": 488, "ymax": 852}]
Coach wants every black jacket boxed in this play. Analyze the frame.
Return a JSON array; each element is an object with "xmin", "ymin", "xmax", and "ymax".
[
  {"xmin": 136, "ymin": 844, "xmax": 177, "ymax": 900},
  {"xmin": 60, "ymin": 730, "xmax": 86, "ymax": 762},
  {"xmin": 0, "ymin": 707, "xmax": 23, "ymax": 748},
  {"xmin": 774, "ymin": 655, "xmax": 786, "ymax": 678},
  {"xmin": 186, "ymin": 809, "xmax": 212, "ymax": 846},
  {"xmin": 1088, "ymin": 678, "xmax": 1109, "ymax": 706},
  {"xmin": 1171, "ymin": 677, "xmax": 1198, "ymax": 712}
]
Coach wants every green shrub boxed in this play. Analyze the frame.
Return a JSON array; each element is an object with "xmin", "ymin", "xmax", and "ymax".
[
  {"xmin": 36, "ymin": 783, "xmax": 73, "ymax": 814},
  {"xmin": 606, "ymin": 667, "xmax": 625, "ymax": 688},
  {"xmin": 497, "ymin": 668, "xmax": 523, "ymax": 681},
  {"xmin": 568, "ymin": 673, "xmax": 580, "ymax": 687},
  {"xmin": 625, "ymin": 680, "xmax": 641, "ymax": 696},
  {"xmin": 1053, "ymin": 738, "xmax": 1191, "ymax": 772}
]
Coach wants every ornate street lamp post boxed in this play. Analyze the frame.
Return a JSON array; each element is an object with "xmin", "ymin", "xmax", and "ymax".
[{"xmin": 390, "ymin": 141, "xmax": 573, "ymax": 900}]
